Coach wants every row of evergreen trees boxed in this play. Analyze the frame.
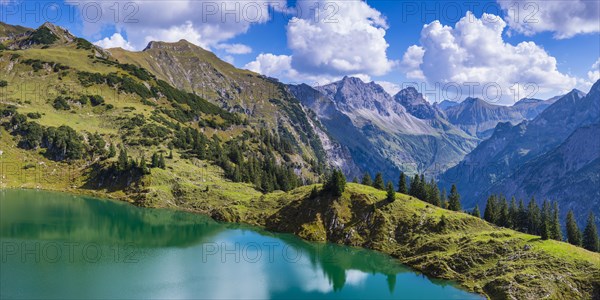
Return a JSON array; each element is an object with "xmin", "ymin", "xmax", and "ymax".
[
  {"xmin": 477, "ymin": 194, "xmax": 599, "ymax": 252},
  {"xmin": 355, "ymin": 171, "xmax": 462, "ymax": 210}
]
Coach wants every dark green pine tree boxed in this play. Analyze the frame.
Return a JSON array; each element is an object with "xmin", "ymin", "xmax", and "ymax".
[
  {"xmin": 409, "ymin": 174, "xmax": 420, "ymax": 197},
  {"xmin": 325, "ymin": 169, "xmax": 347, "ymax": 197},
  {"xmin": 509, "ymin": 197, "xmax": 518, "ymax": 230},
  {"xmin": 361, "ymin": 172, "xmax": 372, "ymax": 186},
  {"xmin": 417, "ymin": 174, "xmax": 427, "ymax": 200},
  {"xmin": 386, "ymin": 181, "xmax": 396, "ymax": 203},
  {"xmin": 471, "ymin": 205, "xmax": 481, "ymax": 218},
  {"xmin": 373, "ymin": 172, "xmax": 385, "ymax": 190},
  {"xmin": 139, "ymin": 154, "xmax": 149, "ymax": 174},
  {"xmin": 352, "ymin": 177, "xmax": 359, "ymax": 183},
  {"xmin": 498, "ymin": 196, "xmax": 510, "ymax": 228},
  {"xmin": 440, "ymin": 188, "xmax": 447, "ymax": 209},
  {"xmin": 484, "ymin": 195, "xmax": 498, "ymax": 224},
  {"xmin": 158, "ymin": 153, "xmax": 166, "ymax": 169},
  {"xmin": 447, "ymin": 184, "xmax": 461, "ymax": 211},
  {"xmin": 566, "ymin": 210, "xmax": 582, "ymax": 246},
  {"xmin": 108, "ymin": 143, "xmax": 116, "ymax": 158},
  {"xmin": 428, "ymin": 179, "xmax": 441, "ymax": 207},
  {"xmin": 583, "ymin": 212, "xmax": 599, "ymax": 252},
  {"xmin": 527, "ymin": 197, "xmax": 541, "ymax": 234},
  {"xmin": 540, "ymin": 200, "xmax": 551, "ymax": 240},
  {"xmin": 151, "ymin": 152, "xmax": 159, "ymax": 168},
  {"xmin": 398, "ymin": 172, "xmax": 408, "ymax": 194},
  {"xmin": 517, "ymin": 199, "xmax": 527, "ymax": 232},
  {"xmin": 117, "ymin": 146, "xmax": 129, "ymax": 171},
  {"xmin": 550, "ymin": 202, "xmax": 563, "ymax": 241}
]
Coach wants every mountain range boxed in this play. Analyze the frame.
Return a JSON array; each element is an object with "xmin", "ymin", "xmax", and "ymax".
[{"xmin": 290, "ymin": 77, "xmax": 478, "ymax": 179}]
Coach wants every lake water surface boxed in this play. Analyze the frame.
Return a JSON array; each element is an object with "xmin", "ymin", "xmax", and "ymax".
[{"xmin": 0, "ymin": 189, "xmax": 483, "ymax": 299}]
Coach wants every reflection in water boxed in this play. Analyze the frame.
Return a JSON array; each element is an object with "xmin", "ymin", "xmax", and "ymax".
[{"xmin": 0, "ymin": 189, "xmax": 483, "ymax": 299}]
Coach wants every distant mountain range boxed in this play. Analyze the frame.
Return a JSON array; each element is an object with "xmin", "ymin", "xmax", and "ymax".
[
  {"xmin": 290, "ymin": 77, "xmax": 478, "ymax": 179},
  {"xmin": 442, "ymin": 95, "xmax": 562, "ymax": 139},
  {"xmin": 291, "ymin": 76, "xmax": 567, "ymax": 180},
  {"xmin": 442, "ymin": 82, "xmax": 600, "ymax": 225}
]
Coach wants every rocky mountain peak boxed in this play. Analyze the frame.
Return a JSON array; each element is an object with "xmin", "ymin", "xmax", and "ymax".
[
  {"xmin": 394, "ymin": 87, "xmax": 426, "ymax": 105},
  {"xmin": 392, "ymin": 87, "xmax": 441, "ymax": 120},
  {"xmin": 37, "ymin": 22, "xmax": 75, "ymax": 42},
  {"xmin": 143, "ymin": 39, "xmax": 201, "ymax": 52},
  {"xmin": 317, "ymin": 77, "xmax": 396, "ymax": 114}
]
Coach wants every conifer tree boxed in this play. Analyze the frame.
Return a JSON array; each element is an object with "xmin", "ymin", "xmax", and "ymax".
[
  {"xmin": 583, "ymin": 212, "xmax": 599, "ymax": 252},
  {"xmin": 428, "ymin": 179, "xmax": 441, "ymax": 207},
  {"xmin": 447, "ymin": 184, "xmax": 461, "ymax": 211},
  {"xmin": 352, "ymin": 177, "xmax": 359, "ymax": 183},
  {"xmin": 361, "ymin": 172, "xmax": 372, "ymax": 186},
  {"xmin": 409, "ymin": 174, "xmax": 420, "ymax": 197},
  {"xmin": 151, "ymin": 152, "xmax": 159, "ymax": 168},
  {"xmin": 158, "ymin": 153, "xmax": 166, "ymax": 169},
  {"xmin": 398, "ymin": 172, "xmax": 408, "ymax": 194},
  {"xmin": 386, "ymin": 181, "xmax": 396, "ymax": 203},
  {"xmin": 498, "ymin": 196, "xmax": 510, "ymax": 228},
  {"xmin": 418, "ymin": 174, "xmax": 427, "ymax": 200},
  {"xmin": 540, "ymin": 200, "xmax": 551, "ymax": 240},
  {"xmin": 325, "ymin": 169, "xmax": 346, "ymax": 197},
  {"xmin": 440, "ymin": 188, "xmax": 447, "ymax": 209},
  {"xmin": 566, "ymin": 210, "xmax": 582, "ymax": 246},
  {"xmin": 108, "ymin": 143, "xmax": 116, "ymax": 158},
  {"xmin": 551, "ymin": 202, "xmax": 563, "ymax": 241},
  {"xmin": 509, "ymin": 197, "xmax": 518, "ymax": 229},
  {"xmin": 484, "ymin": 195, "xmax": 498, "ymax": 224},
  {"xmin": 517, "ymin": 199, "xmax": 527, "ymax": 232},
  {"xmin": 527, "ymin": 197, "xmax": 540, "ymax": 234},
  {"xmin": 139, "ymin": 154, "xmax": 149, "ymax": 174},
  {"xmin": 472, "ymin": 205, "xmax": 481, "ymax": 218},
  {"xmin": 373, "ymin": 172, "xmax": 385, "ymax": 190},
  {"xmin": 117, "ymin": 146, "xmax": 129, "ymax": 171}
]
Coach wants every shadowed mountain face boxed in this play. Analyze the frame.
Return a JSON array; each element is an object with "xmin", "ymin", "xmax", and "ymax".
[
  {"xmin": 291, "ymin": 77, "xmax": 478, "ymax": 180},
  {"xmin": 443, "ymin": 81, "xmax": 600, "ymax": 225},
  {"xmin": 443, "ymin": 96, "xmax": 557, "ymax": 139}
]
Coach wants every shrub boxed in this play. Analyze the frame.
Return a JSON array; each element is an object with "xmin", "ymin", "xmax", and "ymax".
[
  {"xmin": 89, "ymin": 95, "xmax": 105, "ymax": 106},
  {"xmin": 52, "ymin": 96, "xmax": 71, "ymax": 110},
  {"xmin": 26, "ymin": 112, "xmax": 41, "ymax": 119},
  {"xmin": 28, "ymin": 27, "xmax": 58, "ymax": 45}
]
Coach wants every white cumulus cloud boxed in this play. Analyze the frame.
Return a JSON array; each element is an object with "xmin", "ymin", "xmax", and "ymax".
[
  {"xmin": 589, "ymin": 58, "xmax": 600, "ymax": 83},
  {"xmin": 497, "ymin": 0, "xmax": 600, "ymax": 39},
  {"xmin": 245, "ymin": 0, "xmax": 394, "ymax": 84},
  {"xmin": 287, "ymin": 0, "xmax": 396, "ymax": 77},
  {"xmin": 215, "ymin": 43, "xmax": 253, "ymax": 54},
  {"xmin": 94, "ymin": 33, "xmax": 134, "ymax": 50},
  {"xmin": 401, "ymin": 12, "xmax": 577, "ymax": 103},
  {"xmin": 243, "ymin": 53, "xmax": 357, "ymax": 85},
  {"xmin": 67, "ymin": 0, "xmax": 286, "ymax": 50}
]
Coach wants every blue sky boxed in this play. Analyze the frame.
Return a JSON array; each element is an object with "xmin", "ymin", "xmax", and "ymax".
[{"xmin": 1, "ymin": 0, "xmax": 598, "ymax": 103}]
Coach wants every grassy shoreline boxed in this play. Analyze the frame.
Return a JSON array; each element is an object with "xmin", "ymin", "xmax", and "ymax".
[{"xmin": 2, "ymin": 182, "xmax": 599, "ymax": 300}]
